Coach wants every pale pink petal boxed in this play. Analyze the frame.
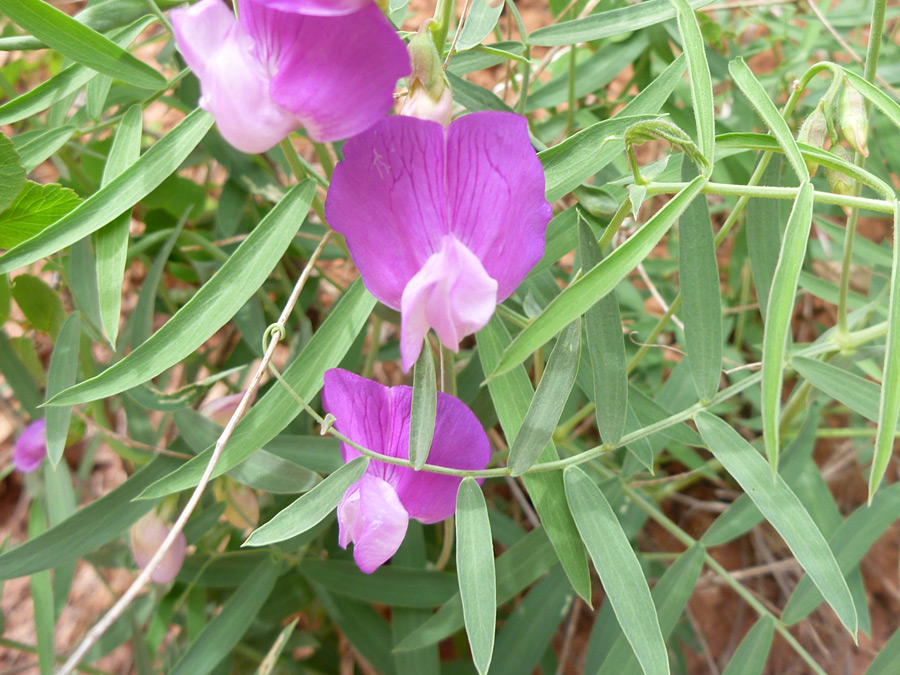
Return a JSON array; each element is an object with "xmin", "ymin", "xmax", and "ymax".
[
  {"xmin": 130, "ymin": 512, "xmax": 187, "ymax": 584},
  {"xmin": 338, "ymin": 475, "xmax": 409, "ymax": 573},
  {"xmin": 14, "ymin": 419, "xmax": 47, "ymax": 473},
  {"xmin": 169, "ymin": 0, "xmax": 236, "ymax": 80}
]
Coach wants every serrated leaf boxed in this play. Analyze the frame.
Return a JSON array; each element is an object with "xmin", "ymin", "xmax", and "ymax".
[
  {"xmin": 0, "ymin": 182, "xmax": 81, "ymax": 249},
  {"xmin": 0, "ymin": 132, "xmax": 25, "ymax": 212}
]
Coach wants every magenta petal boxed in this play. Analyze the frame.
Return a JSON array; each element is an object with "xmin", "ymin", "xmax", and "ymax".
[
  {"xmin": 446, "ymin": 112, "xmax": 552, "ymax": 300},
  {"xmin": 249, "ymin": 0, "xmax": 372, "ymax": 15},
  {"xmin": 267, "ymin": 5, "xmax": 409, "ymax": 142},
  {"xmin": 326, "ymin": 117, "xmax": 447, "ymax": 308},
  {"xmin": 322, "ymin": 369, "xmax": 395, "ymax": 465},
  {"xmin": 130, "ymin": 512, "xmax": 187, "ymax": 584},
  {"xmin": 400, "ymin": 236, "xmax": 497, "ymax": 371},
  {"xmin": 14, "ymin": 419, "xmax": 47, "ymax": 473},
  {"xmin": 338, "ymin": 475, "xmax": 409, "ymax": 573}
]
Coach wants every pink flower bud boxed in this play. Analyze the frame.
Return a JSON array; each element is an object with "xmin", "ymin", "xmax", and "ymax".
[
  {"xmin": 200, "ymin": 392, "xmax": 248, "ymax": 427},
  {"xmin": 400, "ymin": 23, "xmax": 452, "ymax": 125},
  {"xmin": 130, "ymin": 512, "xmax": 186, "ymax": 584},
  {"xmin": 14, "ymin": 420, "xmax": 47, "ymax": 473},
  {"xmin": 213, "ymin": 480, "xmax": 260, "ymax": 529}
]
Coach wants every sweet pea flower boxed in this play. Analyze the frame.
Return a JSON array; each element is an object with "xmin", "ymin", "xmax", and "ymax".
[
  {"xmin": 14, "ymin": 419, "xmax": 47, "ymax": 473},
  {"xmin": 130, "ymin": 511, "xmax": 187, "ymax": 584},
  {"xmin": 322, "ymin": 368, "xmax": 490, "ymax": 573},
  {"xmin": 325, "ymin": 112, "xmax": 552, "ymax": 371},
  {"xmin": 170, "ymin": 0, "xmax": 409, "ymax": 153}
]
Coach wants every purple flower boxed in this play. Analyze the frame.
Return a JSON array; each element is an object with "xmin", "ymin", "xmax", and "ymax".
[
  {"xmin": 322, "ymin": 368, "xmax": 491, "ymax": 573},
  {"xmin": 170, "ymin": 0, "xmax": 409, "ymax": 153},
  {"xmin": 325, "ymin": 112, "xmax": 552, "ymax": 371},
  {"xmin": 14, "ymin": 419, "xmax": 47, "ymax": 473},
  {"xmin": 130, "ymin": 511, "xmax": 187, "ymax": 584}
]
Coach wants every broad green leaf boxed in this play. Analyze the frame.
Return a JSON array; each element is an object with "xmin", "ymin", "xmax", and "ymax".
[
  {"xmin": 490, "ymin": 175, "xmax": 706, "ymax": 378},
  {"xmin": 477, "ymin": 316, "xmax": 591, "ymax": 602},
  {"xmin": 0, "ymin": 132, "xmax": 25, "ymax": 212},
  {"xmin": 0, "ymin": 456, "xmax": 181, "ymax": 581},
  {"xmin": 456, "ymin": 477, "xmax": 496, "ymax": 675},
  {"xmin": 670, "ymin": 0, "xmax": 715, "ymax": 163},
  {"xmin": 45, "ymin": 314, "xmax": 81, "ymax": 466},
  {"xmin": 243, "ymin": 458, "xmax": 368, "ymax": 547},
  {"xmin": 678, "ymin": 161, "xmax": 721, "ymax": 401},
  {"xmin": 0, "ymin": 108, "xmax": 214, "ymax": 274},
  {"xmin": 138, "ymin": 279, "xmax": 376, "ymax": 497},
  {"xmin": 745, "ymin": 157, "xmax": 783, "ymax": 315},
  {"xmin": 761, "ymin": 182, "xmax": 813, "ymax": 469},
  {"xmin": 170, "ymin": 556, "xmax": 280, "ymax": 675},
  {"xmin": 409, "ymin": 343, "xmax": 437, "ymax": 470},
  {"xmin": 49, "ymin": 180, "xmax": 315, "ymax": 406},
  {"xmin": 579, "ymin": 219, "xmax": 627, "ymax": 445},
  {"xmin": 0, "ymin": 182, "xmax": 81, "ymax": 251},
  {"xmin": 96, "ymin": 103, "xmax": 142, "ymax": 347},
  {"xmin": 28, "ymin": 502, "xmax": 54, "ymax": 675},
  {"xmin": 695, "ymin": 411, "xmax": 857, "ymax": 636},
  {"xmin": 11, "ymin": 274, "xmax": 65, "ymax": 338},
  {"xmin": 871, "ymin": 201, "xmax": 900, "ymax": 497},
  {"xmin": 720, "ymin": 617, "xmax": 774, "ymax": 675},
  {"xmin": 509, "ymin": 319, "xmax": 580, "ymax": 475},
  {"xmin": 530, "ymin": 0, "xmax": 711, "ymax": 45},
  {"xmin": 12, "ymin": 126, "xmax": 75, "ymax": 172},
  {"xmin": 0, "ymin": 0, "xmax": 166, "ymax": 90},
  {"xmin": 728, "ymin": 58, "xmax": 809, "ymax": 181},
  {"xmin": 565, "ymin": 466, "xmax": 668, "ymax": 675},
  {"xmin": 455, "ymin": 0, "xmax": 504, "ymax": 51}
]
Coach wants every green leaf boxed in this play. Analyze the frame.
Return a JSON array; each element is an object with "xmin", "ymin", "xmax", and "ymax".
[
  {"xmin": 171, "ymin": 556, "xmax": 280, "ymax": 675},
  {"xmin": 695, "ymin": 411, "xmax": 857, "ymax": 636},
  {"xmin": 409, "ymin": 343, "xmax": 437, "ymax": 470},
  {"xmin": 0, "ymin": 182, "xmax": 81, "ymax": 249},
  {"xmin": 760, "ymin": 182, "xmax": 813, "ymax": 470},
  {"xmin": 745, "ymin": 156, "xmax": 783, "ymax": 315},
  {"xmin": 391, "ymin": 523, "xmax": 440, "ymax": 675},
  {"xmin": 0, "ymin": 456, "xmax": 181, "ymax": 581},
  {"xmin": 530, "ymin": 0, "xmax": 711, "ymax": 45},
  {"xmin": 12, "ymin": 126, "xmax": 75, "ymax": 172},
  {"xmin": 45, "ymin": 313, "xmax": 80, "ymax": 466},
  {"xmin": 0, "ymin": 330, "xmax": 41, "ymax": 416},
  {"xmin": 447, "ymin": 72, "xmax": 514, "ymax": 113},
  {"xmin": 138, "ymin": 279, "xmax": 376, "ymax": 498},
  {"xmin": 871, "ymin": 200, "xmax": 900, "ymax": 498},
  {"xmin": 678, "ymin": 161, "xmax": 721, "ymax": 401},
  {"xmin": 792, "ymin": 357, "xmax": 883, "ymax": 423},
  {"xmin": 491, "ymin": 175, "xmax": 706, "ymax": 379},
  {"xmin": 509, "ymin": 319, "xmax": 580, "ymax": 475},
  {"xmin": 455, "ymin": 0, "xmax": 505, "ymax": 51},
  {"xmin": 96, "ymin": 103, "xmax": 142, "ymax": 347},
  {"xmin": 720, "ymin": 617, "xmax": 774, "ymax": 675},
  {"xmin": 565, "ymin": 466, "xmax": 669, "ymax": 675},
  {"xmin": 49, "ymin": 180, "xmax": 315, "ymax": 406},
  {"xmin": 253, "ymin": 618, "xmax": 298, "ymax": 675},
  {"xmin": 670, "ymin": 0, "xmax": 715, "ymax": 163},
  {"xmin": 11, "ymin": 274, "xmax": 65, "ymax": 338},
  {"xmin": 579, "ymin": 219, "xmax": 628, "ymax": 445},
  {"xmin": 456, "ymin": 477, "xmax": 496, "ymax": 675},
  {"xmin": 28, "ymin": 501, "xmax": 54, "ymax": 675},
  {"xmin": 0, "ymin": 132, "xmax": 25, "ymax": 212},
  {"xmin": 728, "ymin": 58, "xmax": 809, "ymax": 182},
  {"xmin": 0, "ymin": 108, "xmax": 214, "ymax": 274},
  {"xmin": 868, "ymin": 621, "xmax": 900, "ymax": 674},
  {"xmin": 0, "ymin": 0, "xmax": 166, "ymax": 90},
  {"xmin": 243, "ymin": 458, "xmax": 368, "ymax": 547}
]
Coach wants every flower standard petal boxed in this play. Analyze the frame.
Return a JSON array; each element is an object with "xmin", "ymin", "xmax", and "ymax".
[
  {"xmin": 14, "ymin": 419, "xmax": 47, "ymax": 473},
  {"xmin": 250, "ymin": 0, "xmax": 373, "ymax": 16},
  {"xmin": 445, "ymin": 112, "xmax": 552, "ymax": 300}
]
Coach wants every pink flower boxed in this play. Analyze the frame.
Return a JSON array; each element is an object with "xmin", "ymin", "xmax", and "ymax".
[
  {"xmin": 14, "ymin": 419, "xmax": 47, "ymax": 473},
  {"xmin": 322, "ymin": 369, "xmax": 491, "ymax": 573},
  {"xmin": 170, "ymin": 0, "xmax": 409, "ymax": 153},
  {"xmin": 130, "ymin": 511, "xmax": 187, "ymax": 584},
  {"xmin": 325, "ymin": 112, "xmax": 552, "ymax": 371}
]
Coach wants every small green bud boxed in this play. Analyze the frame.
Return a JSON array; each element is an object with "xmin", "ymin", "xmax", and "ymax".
[
  {"xmin": 826, "ymin": 145, "xmax": 854, "ymax": 198},
  {"xmin": 797, "ymin": 103, "xmax": 827, "ymax": 176},
  {"xmin": 837, "ymin": 80, "xmax": 869, "ymax": 157},
  {"xmin": 401, "ymin": 23, "xmax": 452, "ymax": 125}
]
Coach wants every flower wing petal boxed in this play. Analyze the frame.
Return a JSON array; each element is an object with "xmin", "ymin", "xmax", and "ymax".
[{"xmin": 347, "ymin": 475, "xmax": 409, "ymax": 574}]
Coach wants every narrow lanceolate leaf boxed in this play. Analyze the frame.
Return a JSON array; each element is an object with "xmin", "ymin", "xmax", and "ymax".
[
  {"xmin": 96, "ymin": 104, "xmax": 142, "ymax": 347},
  {"xmin": 456, "ymin": 477, "xmax": 496, "ymax": 675},
  {"xmin": 0, "ymin": 109, "xmax": 213, "ymax": 274},
  {"xmin": 695, "ymin": 411, "xmax": 857, "ymax": 637},
  {"xmin": 670, "ymin": 0, "xmax": 715, "ymax": 164},
  {"xmin": 870, "ymin": 201, "xmax": 900, "ymax": 499},
  {"xmin": 409, "ymin": 344, "xmax": 437, "ymax": 470},
  {"xmin": 455, "ymin": 0, "xmax": 504, "ymax": 51},
  {"xmin": 0, "ymin": 0, "xmax": 166, "ymax": 90},
  {"xmin": 28, "ymin": 502, "xmax": 54, "ymax": 675},
  {"xmin": 254, "ymin": 619, "xmax": 298, "ymax": 675},
  {"xmin": 745, "ymin": 157, "xmax": 783, "ymax": 315},
  {"xmin": 565, "ymin": 466, "xmax": 669, "ymax": 675},
  {"xmin": 171, "ymin": 556, "xmax": 280, "ymax": 675},
  {"xmin": 720, "ymin": 617, "xmax": 775, "ymax": 675},
  {"xmin": 729, "ymin": 58, "xmax": 809, "ymax": 182},
  {"xmin": 243, "ymin": 458, "xmax": 368, "ymax": 547},
  {"xmin": 491, "ymin": 175, "xmax": 706, "ymax": 379},
  {"xmin": 579, "ymin": 220, "xmax": 627, "ymax": 445},
  {"xmin": 678, "ymin": 162, "xmax": 721, "ymax": 402},
  {"xmin": 49, "ymin": 180, "xmax": 314, "ymax": 406},
  {"xmin": 760, "ymin": 182, "xmax": 813, "ymax": 470},
  {"xmin": 12, "ymin": 126, "xmax": 74, "ymax": 172},
  {"xmin": 509, "ymin": 320, "xmax": 580, "ymax": 475},
  {"xmin": 792, "ymin": 357, "xmax": 883, "ymax": 423},
  {"xmin": 45, "ymin": 314, "xmax": 80, "ymax": 467}
]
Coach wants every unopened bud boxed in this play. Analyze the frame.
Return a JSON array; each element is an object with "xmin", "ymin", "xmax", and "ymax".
[
  {"xmin": 14, "ymin": 420, "xmax": 47, "ymax": 473},
  {"xmin": 213, "ymin": 479, "xmax": 259, "ymax": 530},
  {"xmin": 826, "ymin": 145, "xmax": 854, "ymax": 197},
  {"xmin": 797, "ymin": 104, "xmax": 827, "ymax": 176},
  {"xmin": 200, "ymin": 392, "xmax": 247, "ymax": 427},
  {"xmin": 400, "ymin": 23, "xmax": 452, "ymax": 125},
  {"xmin": 130, "ymin": 511, "xmax": 186, "ymax": 584},
  {"xmin": 837, "ymin": 80, "xmax": 869, "ymax": 157}
]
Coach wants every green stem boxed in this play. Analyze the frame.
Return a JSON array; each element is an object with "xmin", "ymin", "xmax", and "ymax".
[
  {"xmin": 0, "ymin": 638, "xmax": 114, "ymax": 675},
  {"xmin": 565, "ymin": 43, "xmax": 577, "ymax": 136},
  {"xmin": 431, "ymin": 0, "xmax": 455, "ymax": 55},
  {"xmin": 598, "ymin": 198, "xmax": 632, "ymax": 252}
]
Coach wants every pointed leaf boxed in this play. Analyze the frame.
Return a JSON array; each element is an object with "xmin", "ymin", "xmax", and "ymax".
[
  {"xmin": 45, "ymin": 313, "xmax": 81, "ymax": 466},
  {"xmin": 409, "ymin": 342, "xmax": 437, "ymax": 470},
  {"xmin": 720, "ymin": 617, "xmax": 775, "ymax": 675},
  {"xmin": 670, "ymin": 0, "xmax": 715, "ymax": 162},
  {"xmin": 0, "ymin": 182, "xmax": 82, "ymax": 249}
]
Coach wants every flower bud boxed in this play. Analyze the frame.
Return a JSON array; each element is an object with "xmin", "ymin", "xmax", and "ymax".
[
  {"xmin": 200, "ymin": 392, "xmax": 247, "ymax": 427},
  {"xmin": 797, "ymin": 103, "xmax": 827, "ymax": 177},
  {"xmin": 213, "ymin": 479, "xmax": 259, "ymax": 529},
  {"xmin": 130, "ymin": 511, "xmax": 186, "ymax": 584},
  {"xmin": 826, "ymin": 145, "xmax": 854, "ymax": 197},
  {"xmin": 14, "ymin": 420, "xmax": 47, "ymax": 473},
  {"xmin": 400, "ymin": 23, "xmax": 452, "ymax": 125},
  {"xmin": 837, "ymin": 80, "xmax": 868, "ymax": 157}
]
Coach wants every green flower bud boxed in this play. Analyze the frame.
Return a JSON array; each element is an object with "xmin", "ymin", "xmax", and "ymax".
[
  {"xmin": 837, "ymin": 80, "xmax": 869, "ymax": 157},
  {"xmin": 826, "ymin": 145, "xmax": 854, "ymax": 198},
  {"xmin": 797, "ymin": 103, "xmax": 827, "ymax": 176},
  {"xmin": 401, "ymin": 23, "xmax": 452, "ymax": 125}
]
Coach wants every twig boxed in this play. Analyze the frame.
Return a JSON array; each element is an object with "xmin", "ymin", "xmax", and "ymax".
[
  {"xmin": 504, "ymin": 476, "xmax": 540, "ymax": 528},
  {"xmin": 637, "ymin": 262, "xmax": 684, "ymax": 331},
  {"xmin": 554, "ymin": 597, "xmax": 582, "ymax": 675}
]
